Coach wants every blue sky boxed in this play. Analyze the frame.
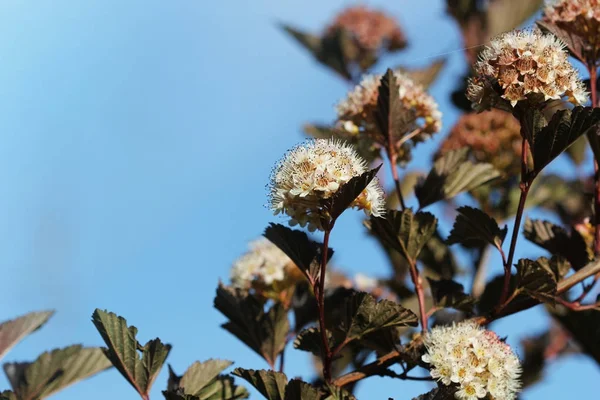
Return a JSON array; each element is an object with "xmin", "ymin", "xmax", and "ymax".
[{"xmin": 0, "ymin": 0, "xmax": 597, "ymax": 399}]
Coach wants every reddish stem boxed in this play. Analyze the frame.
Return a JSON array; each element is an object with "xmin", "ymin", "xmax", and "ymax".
[
  {"xmin": 387, "ymin": 150, "xmax": 406, "ymax": 210},
  {"xmin": 317, "ymin": 229, "xmax": 333, "ymax": 382},
  {"xmin": 498, "ymin": 138, "xmax": 530, "ymax": 307},
  {"xmin": 554, "ymin": 296, "xmax": 600, "ymax": 311},
  {"xmin": 407, "ymin": 259, "xmax": 428, "ymax": 333}
]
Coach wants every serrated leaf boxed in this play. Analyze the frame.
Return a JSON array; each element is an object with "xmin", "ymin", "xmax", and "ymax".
[
  {"xmin": 91, "ymin": 309, "xmax": 171, "ymax": 398},
  {"xmin": 263, "ymin": 224, "xmax": 333, "ymax": 283},
  {"xmin": 179, "ymin": 360, "xmax": 233, "ymax": 395},
  {"xmin": 324, "ymin": 165, "xmax": 382, "ymax": 224},
  {"xmin": 283, "ymin": 379, "xmax": 323, "ymax": 400},
  {"xmin": 427, "ymin": 278, "xmax": 476, "ymax": 313},
  {"xmin": 164, "ymin": 361, "xmax": 248, "ymax": 400},
  {"xmin": 232, "ymin": 368, "xmax": 287, "ymax": 400},
  {"xmin": 293, "ymin": 328, "xmax": 333, "ymax": 357},
  {"xmin": 368, "ymin": 209, "xmax": 437, "ymax": 263},
  {"xmin": 516, "ymin": 258, "xmax": 558, "ymax": 301},
  {"xmin": 4, "ymin": 345, "xmax": 111, "ymax": 400},
  {"xmin": 523, "ymin": 218, "xmax": 590, "ymax": 270},
  {"xmin": 374, "ymin": 69, "xmax": 417, "ymax": 141},
  {"xmin": 322, "ymin": 385, "xmax": 356, "ymax": 400},
  {"xmin": 415, "ymin": 148, "xmax": 501, "ymax": 209},
  {"xmin": 214, "ymin": 285, "xmax": 289, "ymax": 368},
  {"xmin": 446, "ymin": 206, "xmax": 507, "ymax": 250},
  {"xmin": 526, "ymin": 107, "xmax": 600, "ymax": 177},
  {"xmin": 338, "ymin": 292, "xmax": 418, "ymax": 342},
  {"xmin": 0, "ymin": 311, "xmax": 54, "ymax": 362}
]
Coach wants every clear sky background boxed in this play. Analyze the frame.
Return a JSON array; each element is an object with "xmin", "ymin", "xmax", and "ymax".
[{"xmin": 0, "ymin": 1, "xmax": 597, "ymax": 399}]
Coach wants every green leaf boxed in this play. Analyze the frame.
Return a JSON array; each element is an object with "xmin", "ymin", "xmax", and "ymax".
[
  {"xmin": 324, "ymin": 165, "xmax": 382, "ymax": 224},
  {"xmin": 322, "ymin": 385, "xmax": 356, "ymax": 400},
  {"xmin": 91, "ymin": 309, "xmax": 171, "ymax": 398},
  {"xmin": 0, "ymin": 311, "xmax": 54, "ymax": 362},
  {"xmin": 0, "ymin": 391, "xmax": 17, "ymax": 400},
  {"xmin": 293, "ymin": 328, "xmax": 332, "ymax": 357},
  {"xmin": 232, "ymin": 368, "xmax": 287, "ymax": 400},
  {"xmin": 338, "ymin": 292, "xmax": 418, "ymax": 342},
  {"xmin": 283, "ymin": 380, "xmax": 323, "ymax": 400},
  {"xmin": 374, "ymin": 69, "xmax": 417, "ymax": 141},
  {"xmin": 263, "ymin": 224, "xmax": 333, "ymax": 284},
  {"xmin": 427, "ymin": 278, "xmax": 476, "ymax": 313},
  {"xmin": 516, "ymin": 258, "xmax": 558, "ymax": 301},
  {"xmin": 214, "ymin": 285, "xmax": 289, "ymax": 368},
  {"xmin": 523, "ymin": 218, "xmax": 590, "ymax": 271},
  {"xmin": 415, "ymin": 148, "xmax": 501, "ymax": 209},
  {"xmin": 164, "ymin": 360, "xmax": 248, "ymax": 400},
  {"xmin": 527, "ymin": 107, "xmax": 600, "ymax": 177},
  {"xmin": 446, "ymin": 206, "xmax": 507, "ymax": 250},
  {"xmin": 3, "ymin": 345, "xmax": 111, "ymax": 400},
  {"xmin": 367, "ymin": 209, "xmax": 437, "ymax": 263}
]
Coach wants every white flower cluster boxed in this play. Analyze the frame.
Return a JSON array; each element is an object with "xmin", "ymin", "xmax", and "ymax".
[
  {"xmin": 336, "ymin": 71, "xmax": 442, "ymax": 136},
  {"xmin": 422, "ymin": 321, "xmax": 521, "ymax": 400},
  {"xmin": 545, "ymin": 0, "xmax": 600, "ymax": 23},
  {"xmin": 230, "ymin": 238, "xmax": 293, "ymax": 289},
  {"xmin": 269, "ymin": 139, "xmax": 385, "ymax": 231},
  {"xmin": 468, "ymin": 30, "xmax": 588, "ymax": 108}
]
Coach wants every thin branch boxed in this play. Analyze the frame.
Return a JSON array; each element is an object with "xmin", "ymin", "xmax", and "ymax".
[
  {"xmin": 497, "ymin": 137, "xmax": 530, "ymax": 307},
  {"xmin": 553, "ymin": 296, "xmax": 600, "ymax": 311},
  {"xmin": 408, "ymin": 258, "xmax": 428, "ymax": 333},
  {"xmin": 317, "ymin": 229, "xmax": 333, "ymax": 383},
  {"xmin": 386, "ymin": 148, "xmax": 406, "ymax": 210}
]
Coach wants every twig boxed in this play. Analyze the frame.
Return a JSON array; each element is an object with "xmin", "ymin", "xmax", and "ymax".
[
  {"xmin": 336, "ymin": 259, "xmax": 600, "ymax": 387},
  {"xmin": 407, "ymin": 258, "xmax": 428, "ymax": 333},
  {"xmin": 553, "ymin": 296, "xmax": 600, "ymax": 311},
  {"xmin": 317, "ymin": 229, "xmax": 333, "ymax": 382},
  {"xmin": 386, "ymin": 149, "xmax": 406, "ymax": 210},
  {"xmin": 498, "ymin": 137, "xmax": 531, "ymax": 306}
]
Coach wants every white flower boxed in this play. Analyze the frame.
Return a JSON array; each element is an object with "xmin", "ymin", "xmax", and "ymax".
[
  {"xmin": 468, "ymin": 29, "xmax": 588, "ymax": 108},
  {"xmin": 336, "ymin": 71, "xmax": 442, "ymax": 136},
  {"xmin": 231, "ymin": 238, "xmax": 293, "ymax": 288},
  {"xmin": 422, "ymin": 321, "xmax": 522, "ymax": 400},
  {"xmin": 269, "ymin": 139, "xmax": 385, "ymax": 231}
]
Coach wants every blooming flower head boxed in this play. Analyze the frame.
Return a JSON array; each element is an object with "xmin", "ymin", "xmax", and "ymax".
[
  {"xmin": 230, "ymin": 238, "xmax": 302, "ymax": 291},
  {"xmin": 422, "ymin": 321, "xmax": 522, "ymax": 400},
  {"xmin": 544, "ymin": 1, "xmax": 600, "ymax": 64},
  {"xmin": 467, "ymin": 29, "xmax": 588, "ymax": 110},
  {"xmin": 436, "ymin": 110, "xmax": 523, "ymax": 176},
  {"xmin": 269, "ymin": 139, "xmax": 385, "ymax": 231},
  {"xmin": 334, "ymin": 71, "xmax": 442, "ymax": 166},
  {"xmin": 325, "ymin": 6, "xmax": 407, "ymax": 52}
]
